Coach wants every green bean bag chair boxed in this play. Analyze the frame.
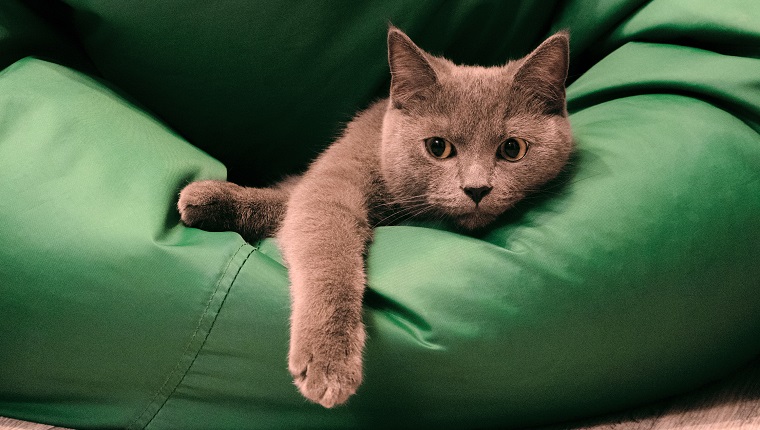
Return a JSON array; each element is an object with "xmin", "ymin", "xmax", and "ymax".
[{"xmin": 1, "ymin": 1, "xmax": 759, "ymax": 429}]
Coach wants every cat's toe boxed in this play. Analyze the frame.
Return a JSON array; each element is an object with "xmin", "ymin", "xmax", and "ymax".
[
  {"xmin": 288, "ymin": 340, "xmax": 363, "ymax": 408},
  {"xmin": 178, "ymin": 180, "xmax": 222, "ymax": 207},
  {"xmin": 290, "ymin": 356, "xmax": 362, "ymax": 408},
  {"xmin": 177, "ymin": 199, "xmax": 207, "ymax": 227},
  {"xmin": 177, "ymin": 180, "xmax": 238, "ymax": 228}
]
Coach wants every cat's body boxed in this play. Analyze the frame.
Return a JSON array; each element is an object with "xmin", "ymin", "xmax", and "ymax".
[{"xmin": 179, "ymin": 27, "xmax": 572, "ymax": 408}]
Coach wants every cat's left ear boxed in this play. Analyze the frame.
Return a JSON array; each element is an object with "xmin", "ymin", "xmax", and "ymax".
[{"xmin": 511, "ymin": 31, "xmax": 570, "ymax": 116}]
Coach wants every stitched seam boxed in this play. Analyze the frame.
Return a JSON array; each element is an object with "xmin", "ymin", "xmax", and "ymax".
[{"xmin": 127, "ymin": 243, "xmax": 254, "ymax": 430}]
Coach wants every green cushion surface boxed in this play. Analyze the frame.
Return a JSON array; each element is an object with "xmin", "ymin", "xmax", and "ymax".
[
  {"xmin": 58, "ymin": 0, "xmax": 563, "ymax": 186},
  {"xmin": 0, "ymin": 1, "xmax": 92, "ymax": 72},
  {"xmin": 1, "ymin": 1, "xmax": 760, "ymax": 429}
]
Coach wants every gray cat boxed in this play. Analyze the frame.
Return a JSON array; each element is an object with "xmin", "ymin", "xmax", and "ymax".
[{"xmin": 178, "ymin": 27, "xmax": 572, "ymax": 408}]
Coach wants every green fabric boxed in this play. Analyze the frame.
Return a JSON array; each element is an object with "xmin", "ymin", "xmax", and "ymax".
[
  {"xmin": 0, "ymin": 1, "xmax": 92, "ymax": 72},
  {"xmin": 0, "ymin": 58, "xmax": 236, "ymax": 428},
  {"xmin": 1, "ymin": 0, "xmax": 760, "ymax": 429},
  {"xmin": 58, "ymin": 0, "xmax": 563, "ymax": 186}
]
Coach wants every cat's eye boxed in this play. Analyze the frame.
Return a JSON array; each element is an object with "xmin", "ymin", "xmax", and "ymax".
[
  {"xmin": 425, "ymin": 137, "xmax": 456, "ymax": 159},
  {"xmin": 497, "ymin": 138, "xmax": 529, "ymax": 162}
]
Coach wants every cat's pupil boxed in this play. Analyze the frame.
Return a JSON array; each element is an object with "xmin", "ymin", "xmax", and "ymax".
[
  {"xmin": 425, "ymin": 137, "xmax": 453, "ymax": 159},
  {"xmin": 504, "ymin": 139, "xmax": 520, "ymax": 158},
  {"xmin": 430, "ymin": 138, "xmax": 446, "ymax": 156},
  {"xmin": 498, "ymin": 137, "xmax": 528, "ymax": 161}
]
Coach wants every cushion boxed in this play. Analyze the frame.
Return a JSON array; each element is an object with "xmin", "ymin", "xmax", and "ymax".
[
  {"xmin": 57, "ymin": 0, "xmax": 563, "ymax": 186},
  {"xmin": 0, "ymin": 0, "xmax": 91, "ymax": 71},
  {"xmin": 1, "ymin": 0, "xmax": 759, "ymax": 429}
]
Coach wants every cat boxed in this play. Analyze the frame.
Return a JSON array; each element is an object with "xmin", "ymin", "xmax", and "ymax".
[{"xmin": 178, "ymin": 26, "xmax": 572, "ymax": 408}]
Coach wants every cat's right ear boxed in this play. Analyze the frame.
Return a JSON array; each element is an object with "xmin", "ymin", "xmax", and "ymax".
[{"xmin": 387, "ymin": 27, "xmax": 438, "ymax": 109}]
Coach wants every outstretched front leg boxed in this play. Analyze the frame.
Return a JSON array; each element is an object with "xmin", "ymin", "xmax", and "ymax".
[
  {"xmin": 279, "ymin": 143, "xmax": 379, "ymax": 408},
  {"xmin": 178, "ymin": 180, "xmax": 290, "ymax": 243}
]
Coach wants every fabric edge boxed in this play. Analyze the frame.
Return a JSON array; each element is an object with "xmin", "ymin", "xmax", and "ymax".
[{"xmin": 127, "ymin": 242, "xmax": 256, "ymax": 430}]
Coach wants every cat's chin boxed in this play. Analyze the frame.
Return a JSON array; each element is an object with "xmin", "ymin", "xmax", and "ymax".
[{"xmin": 454, "ymin": 211, "xmax": 498, "ymax": 231}]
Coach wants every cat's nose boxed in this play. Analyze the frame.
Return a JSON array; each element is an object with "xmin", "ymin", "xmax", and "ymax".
[{"xmin": 463, "ymin": 186, "xmax": 492, "ymax": 204}]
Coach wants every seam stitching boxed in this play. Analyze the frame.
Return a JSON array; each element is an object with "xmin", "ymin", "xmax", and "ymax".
[{"xmin": 127, "ymin": 242, "xmax": 254, "ymax": 430}]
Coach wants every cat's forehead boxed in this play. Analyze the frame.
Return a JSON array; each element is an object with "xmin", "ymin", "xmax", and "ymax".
[
  {"xmin": 420, "ymin": 67, "xmax": 513, "ymax": 139},
  {"xmin": 445, "ymin": 65, "xmax": 513, "ymax": 94},
  {"xmin": 436, "ymin": 64, "xmax": 520, "ymax": 119}
]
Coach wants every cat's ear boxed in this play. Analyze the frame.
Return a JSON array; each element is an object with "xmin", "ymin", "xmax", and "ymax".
[
  {"xmin": 387, "ymin": 26, "xmax": 438, "ymax": 109},
  {"xmin": 511, "ymin": 31, "xmax": 570, "ymax": 116}
]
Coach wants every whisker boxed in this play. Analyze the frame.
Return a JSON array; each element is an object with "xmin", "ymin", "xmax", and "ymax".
[
  {"xmin": 372, "ymin": 201, "xmax": 435, "ymax": 226},
  {"xmin": 372, "ymin": 194, "xmax": 429, "ymax": 209},
  {"xmin": 373, "ymin": 208, "xmax": 425, "ymax": 226}
]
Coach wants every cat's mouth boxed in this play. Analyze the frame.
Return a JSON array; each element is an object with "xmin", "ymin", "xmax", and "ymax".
[{"xmin": 431, "ymin": 198, "xmax": 510, "ymax": 231}]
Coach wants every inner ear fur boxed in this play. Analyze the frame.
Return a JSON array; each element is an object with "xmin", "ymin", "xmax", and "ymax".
[
  {"xmin": 387, "ymin": 27, "xmax": 438, "ymax": 109},
  {"xmin": 511, "ymin": 31, "xmax": 570, "ymax": 116}
]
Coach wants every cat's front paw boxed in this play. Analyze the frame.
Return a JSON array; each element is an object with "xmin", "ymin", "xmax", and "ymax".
[
  {"xmin": 178, "ymin": 180, "xmax": 240, "ymax": 230},
  {"xmin": 288, "ymin": 322, "xmax": 366, "ymax": 408}
]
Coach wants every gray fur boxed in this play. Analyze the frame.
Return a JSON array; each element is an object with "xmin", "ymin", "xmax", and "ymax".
[{"xmin": 178, "ymin": 27, "xmax": 572, "ymax": 408}]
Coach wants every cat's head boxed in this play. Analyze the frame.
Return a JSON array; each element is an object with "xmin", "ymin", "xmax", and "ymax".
[{"xmin": 380, "ymin": 27, "xmax": 573, "ymax": 230}]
